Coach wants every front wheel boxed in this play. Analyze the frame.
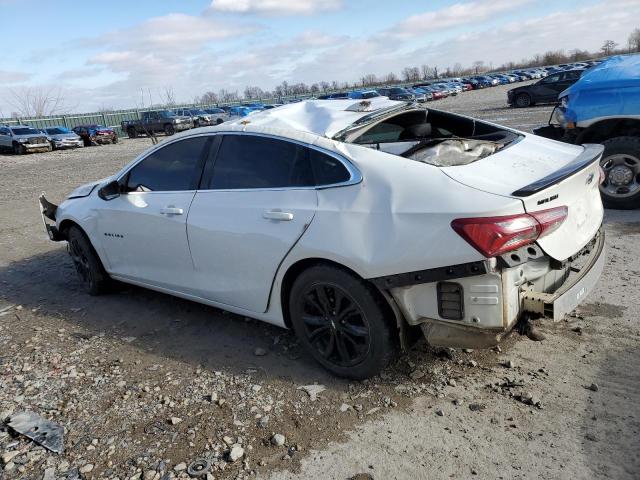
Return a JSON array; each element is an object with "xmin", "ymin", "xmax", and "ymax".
[
  {"xmin": 164, "ymin": 124, "xmax": 175, "ymax": 136},
  {"xmin": 600, "ymin": 136, "xmax": 640, "ymax": 209},
  {"xmin": 289, "ymin": 265, "xmax": 397, "ymax": 379},
  {"xmin": 112, "ymin": 136, "xmax": 118, "ymax": 144},
  {"xmin": 127, "ymin": 128, "xmax": 137, "ymax": 139},
  {"xmin": 67, "ymin": 226, "xmax": 110, "ymax": 295},
  {"xmin": 13, "ymin": 142, "xmax": 25, "ymax": 155},
  {"xmin": 515, "ymin": 93, "xmax": 531, "ymax": 107}
]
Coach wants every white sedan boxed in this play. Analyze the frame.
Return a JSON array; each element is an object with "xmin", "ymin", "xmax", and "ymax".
[{"xmin": 40, "ymin": 97, "xmax": 606, "ymax": 379}]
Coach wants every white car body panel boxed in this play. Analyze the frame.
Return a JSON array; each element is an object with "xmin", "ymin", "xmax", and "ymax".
[
  {"xmin": 96, "ymin": 191, "xmax": 196, "ymax": 291},
  {"xmin": 187, "ymin": 188, "xmax": 317, "ymax": 312}
]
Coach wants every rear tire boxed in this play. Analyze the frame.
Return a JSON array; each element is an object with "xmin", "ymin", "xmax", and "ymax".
[
  {"xmin": 515, "ymin": 93, "xmax": 531, "ymax": 107},
  {"xmin": 599, "ymin": 136, "xmax": 640, "ymax": 210},
  {"xmin": 289, "ymin": 265, "xmax": 397, "ymax": 379},
  {"xmin": 66, "ymin": 226, "xmax": 110, "ymax": 295}
]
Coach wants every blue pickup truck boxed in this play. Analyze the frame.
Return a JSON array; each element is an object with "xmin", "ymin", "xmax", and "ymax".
[{"xmin": 534, "ymin": 55, "xmax": 640, "ymax": 209}]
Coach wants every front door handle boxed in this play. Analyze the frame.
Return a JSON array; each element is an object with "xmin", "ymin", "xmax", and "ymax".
[
  {"xmin": 263, "ymin": 210, "xmax": 294, "ymax": 221},
  {"xmin": 160, "ymin": 206, "xmax": 184, "ymax": 215}
]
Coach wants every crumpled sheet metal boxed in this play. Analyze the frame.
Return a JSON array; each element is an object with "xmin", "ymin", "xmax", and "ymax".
[{"xmin": 7, "ymin": 411, "xmax": 64, "ymax": 453}]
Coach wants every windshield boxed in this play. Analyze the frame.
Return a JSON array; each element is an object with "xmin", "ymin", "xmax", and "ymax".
[
  {"xmin": 11, "ymin": 127, "xmax": 40, "ymax": 135},
  {"xmin": 45, "ymin": 127, "xmax": 71, "ymax": 135},
  {"xmin": 190, "ymin": 109, "xmax": 207, "ymax": 115}
]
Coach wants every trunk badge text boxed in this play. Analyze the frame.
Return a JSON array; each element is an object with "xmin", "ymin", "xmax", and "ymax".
[{"xmin": 537, "ymin": 194, "xmax": 559, "ymax": 205}]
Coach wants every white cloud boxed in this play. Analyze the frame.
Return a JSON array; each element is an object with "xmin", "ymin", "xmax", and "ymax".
[
  {"xmin": 388, "ymin": 0, "xmax": 531, "ymax": 38},
  {"xmin": 209, "ymin": 0, "xmax": 342, "ymax": 15},
  {"xmin": 0, "ymin": 70, "xmax": 31, "ymax": 84}
]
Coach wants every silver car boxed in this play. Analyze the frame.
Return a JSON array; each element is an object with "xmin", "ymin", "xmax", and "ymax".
[
  {"xmin": 0, "ymin": 125, "xmax": 51, "ymax": 154},
  {"xmin": 42, "ymin": 126, "xmax": 84, "ymax": 150}
]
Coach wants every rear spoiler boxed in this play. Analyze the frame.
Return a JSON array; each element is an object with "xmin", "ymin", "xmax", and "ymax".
[{"xmin": 512, "ymin": 144, "xmax": 603, "ymax": 197}]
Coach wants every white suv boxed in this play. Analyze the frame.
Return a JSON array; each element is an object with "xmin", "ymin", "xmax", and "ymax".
[{"xmin": 0, "ymin": 125, "xmax": 52, "ymax": 154}]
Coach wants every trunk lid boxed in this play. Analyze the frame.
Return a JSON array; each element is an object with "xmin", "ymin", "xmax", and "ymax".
[{"xmin": 442, "ymin": 134, "xmax": 604, "ymax": 261}]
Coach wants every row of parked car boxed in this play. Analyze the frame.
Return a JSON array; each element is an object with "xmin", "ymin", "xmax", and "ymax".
[
  {"xmin": 0, "ymin": 59, "xmax": 606, "ymax": 155},
  {"xmin": 0, "ymin": 124, "xmax": 117, "ymax": 154}
]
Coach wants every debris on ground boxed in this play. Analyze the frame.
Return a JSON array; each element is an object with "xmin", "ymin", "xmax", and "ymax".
[
  {"xmin": 6, "ymin": 411, "xmax": 64, "ymax": 453},
  {"xmin": 586, "ymin": 383, "xmax": 599, "ymax": 392},
  {"xmin": 297, "ymin": 384, "xmax": 326, "ymax": 401},
  {"xmin": 271, "ymin": 433, "xmax": 286, "ymax": 446}
]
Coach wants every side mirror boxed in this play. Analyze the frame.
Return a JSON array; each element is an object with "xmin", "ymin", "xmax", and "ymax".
[{"xmin": 98, "ymin": 180, "xmax": 121, "ymax": 201}]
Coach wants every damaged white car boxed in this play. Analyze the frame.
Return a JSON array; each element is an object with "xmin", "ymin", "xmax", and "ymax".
[{"xmin": 40, "ymin": 97, "xmax": 606, "ymax": 379}]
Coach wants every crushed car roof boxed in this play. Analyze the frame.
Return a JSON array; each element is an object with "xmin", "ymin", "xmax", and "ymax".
[{"xmin": 227, "ymin": 97, "xmax": 406, "ymax": 138}]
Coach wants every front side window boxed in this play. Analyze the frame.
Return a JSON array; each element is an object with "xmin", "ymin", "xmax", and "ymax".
[
  {"xmin": 124, "ymin": 136, "xmax": 209, "ymax": 192},
  {"xmin": 209, "ymin": 135, "xmax": 313, "ymax": 189}
]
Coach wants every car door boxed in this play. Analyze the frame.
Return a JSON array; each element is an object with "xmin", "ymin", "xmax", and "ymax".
[
  {"xmin": 186, "ymin": 133, "xmax": 319, "ymax": 313},
  {"xmin": 96, "ymin": 135, "xmax": 211, "ymax": 292},
  {"xmin": 532, "ymin": 73, "xmax": 562, "ymax": 102}
]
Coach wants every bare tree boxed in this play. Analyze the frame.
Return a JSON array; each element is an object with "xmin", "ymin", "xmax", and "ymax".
[
  {"xmin": 472, "ymin": 61, "xmax": 484, "ymax": 74},
  {"xmin": 196, "ymin": 91, "xmax": 219, "ymax": 105},
  {"xmin": 420, "ymin": 64, "xmax": 432, "ymax": 80},
  {"xmin": 383, "ymin": 72, "xmax": 399, "ymax": 84},
  {"xmin": 361, "ymin": 73, "xmax": 377, "ymax": 87},
  {"xmin": 8, "ymin": 87, "xmax": 69, "ymax": 117},
  {"xmin": 601, "ymin": 40, "xmax": 618, "ymax": 56},
  {"xmin": 401, "ymin": 66, "xmax": 420, "ymax": 83},
  {"xmin": 160, "ymin": 86, "xmax": 176, "ymax": 107},
  {"xmin": 628, "ymin": 28, "xmax": 640, "ymax": 52}
]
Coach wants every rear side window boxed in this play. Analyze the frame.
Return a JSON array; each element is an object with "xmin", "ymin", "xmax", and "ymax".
[
  {"xmin": 310, "ymin": 149, "xmax": 351, "ymax": 185},
  {"xmin": 125, "ymin": 136, "xmax": 209, "ymax": 192},
  {"xmin": 209, "ymin": 135, "xmax": 313, "ymax": 189}
]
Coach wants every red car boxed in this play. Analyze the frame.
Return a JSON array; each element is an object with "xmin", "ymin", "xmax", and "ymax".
[{"xmin": 72, "ymin": 125, "xmax": 118, "ymax": 146}]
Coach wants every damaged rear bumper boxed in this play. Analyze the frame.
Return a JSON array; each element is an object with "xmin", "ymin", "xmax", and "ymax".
[
  {"xmin": 377, "ymin": 229, "xmax": 605, "ymax": 349},
  {"xmin": 38, "ymin": 194, "xmax": 63, "ymax": 241}
]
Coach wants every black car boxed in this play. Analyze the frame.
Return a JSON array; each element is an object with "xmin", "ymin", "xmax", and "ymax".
[
  {"xmin": 508, "ymin": 70, "xmax": 584, "ymax": 107},
  {"xmin": 377, "ymin": 87, "xmax": 414, "ymax": 100}
]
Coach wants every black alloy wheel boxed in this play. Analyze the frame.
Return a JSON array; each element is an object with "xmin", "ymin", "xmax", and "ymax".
[
  {"xmin": 300, "ymin": 283, "xmax": 371, "ymax": 368},
  {"xmin": 67, "ymin": 226, "xmax": 110, "ymax": 295},
  {"xmin": 289, "ymin": 265, "xmax": 396, "ymax": 379}
]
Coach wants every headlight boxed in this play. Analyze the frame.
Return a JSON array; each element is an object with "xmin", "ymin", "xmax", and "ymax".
[
  {"xmin": 18, "ymin": 138, "xmax": 28, "ymax": 143},
  {"xmin": 554, "ymin": 107, "xmax": 566, "ymax": 126},
  {"xmin": 175, "ymin": 119, "xmax": 181, "ymax": 123},
  {"xmin": 560, "ymin": 96, "xmax": 568, "ymax": 108}
]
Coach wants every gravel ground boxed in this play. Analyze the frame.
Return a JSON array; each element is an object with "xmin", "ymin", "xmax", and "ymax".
[{"xmin": 0, "ymin": 84, "xmax": 638, "ymax": 480}]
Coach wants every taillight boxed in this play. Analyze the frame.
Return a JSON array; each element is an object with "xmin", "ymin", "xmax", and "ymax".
[{"xmin": 451, "ymin": 206, "xmax": 568, "ymax": 257}]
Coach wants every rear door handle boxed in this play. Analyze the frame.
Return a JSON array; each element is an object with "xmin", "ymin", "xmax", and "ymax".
[
  {"xmin": 160, "ymin": 206, "xmax": 184, "ymax": 215},
  {"xmin": 263, "ymin": 210, "xmax": 294, "ymax": 221}
]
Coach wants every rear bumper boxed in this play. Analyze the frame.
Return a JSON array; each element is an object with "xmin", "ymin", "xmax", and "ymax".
[
  {"xmin": 385, "ymin": 230, "xmax": 605, "ymax": 349},
  {"xmin": 522, "ymin": 229, "xmax": 605, "ymax": 321}
]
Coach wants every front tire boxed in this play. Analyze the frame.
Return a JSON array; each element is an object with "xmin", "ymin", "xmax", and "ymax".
[
  {"xmin": 515, "ymin": 93, "xmax": 531, "ymax": 107},
  {"xmin": 600, "ymin": 136, "xmax": 640, "ymax": 209},
  {"xmin": 289, "ymin": 265, "xmax": 397, "ymax": 379},
  {"xmin": 13, "ymin": 142, "xmax": 25, "ymax": 155},
  {"xmin": 164, "ymin": 124, "xmax": 175, "ymax": 136},
  {"xmin": 127, "ymin": 128, "xmax": 138, "ymax": 139},
  {"xmin": 67, "ymin": 226, "xmax": 110, "ymax": 295},
  {"xmin": 112, "ymin": 136, "xmax": 118, "ymax": 144}
]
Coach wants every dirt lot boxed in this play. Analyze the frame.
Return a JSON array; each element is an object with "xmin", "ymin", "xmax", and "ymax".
[{"xmin": 1, "ymin": 83, "xmax": 639, "ymax": 480}]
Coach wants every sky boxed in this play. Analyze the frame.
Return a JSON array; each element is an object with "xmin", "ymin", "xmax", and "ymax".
[{"xmin": 0, "ymin": 0, "xmax": 638, "ymax": 115}]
